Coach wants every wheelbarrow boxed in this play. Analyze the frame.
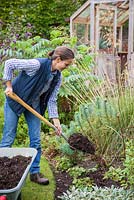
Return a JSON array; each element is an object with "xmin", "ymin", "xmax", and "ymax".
[{"xmin": 0, "ymin": 148, "xmax": 37, "ymax": 200}]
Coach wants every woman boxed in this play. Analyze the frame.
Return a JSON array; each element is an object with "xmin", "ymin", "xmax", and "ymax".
[{"xmin": 0, "ymin": 46, "xmax": 74, "ymax": 185}]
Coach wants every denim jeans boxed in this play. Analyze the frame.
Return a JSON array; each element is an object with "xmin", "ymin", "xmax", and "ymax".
[{"xmin": 0, "ymin": 100, "xmax": 41, "ymax": 174}]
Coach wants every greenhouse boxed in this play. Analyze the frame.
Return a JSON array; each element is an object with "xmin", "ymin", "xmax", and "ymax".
[{"xmin": 70, "ymin": 0, "xmax": 134, "ymax": 82}]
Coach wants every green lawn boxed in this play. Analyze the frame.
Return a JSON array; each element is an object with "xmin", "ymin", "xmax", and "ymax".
[{"xmin": 22, "ymin": 157, "xmax": 55, "ymax": 200}]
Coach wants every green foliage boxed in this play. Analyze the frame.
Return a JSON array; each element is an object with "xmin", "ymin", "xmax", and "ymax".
[
  {"xmin": 59, "ymin": 186, "xmax": 134, "ymax": 200},
  {"xmin": 59, "ymin": 143, "xmax": 74, "ymax": 155},
  {"xmin": 0, "ymin": 32, "xmax": 77, "ymax": 62},
  {"xmin": 14, "ymin": 115, "xmax": 29, "ymax": 146},
  {"xmin": 60, "ymin": 48, "xmax": 97, "ymax": 102},
  {"xmin": 123, "ymin": 140, "xmax": 134, "ymax": 188},
  {"xmin": 56, "ymin": 155, "xmax": 75, "ymax": 171},
  {"xmin": 57, "ymin": 96, "xmax": 76, "ymax": 125},
  {"xmin": 66, "ymin": 165, "xmax": 98, "ymax": 190},
  {"xmin": 99, "ymin": 37, "xmax": 109, "ymax": 49},
  {"xmin": 0, "ymin": 107, "xmax": 4, "ymax": 140},
  {"xmin": 72, "ymin": 177, "xmax": 93, "ymax": 190},
  {"xmin": 0, "ymin": 31, "xmax": 77, "ymax": 83},
  {"xmin": 67, "ymin": 165, "xmax": 98, "ymax": 180},
  {"xmin": 40, "ymin": 132, "xmax": 61, "ymax": 159},
  {"xmin": 0, "ymin": 21, "xmax": 34, "ymax": 44},
  {"xmin": 0, "ymin": 0, "xmax": 87, "ymax": 37},
  {"xmin": 67, "ymin": 166, "xmax": 87, "ymax": 178},
  {"xmin": 62, "ymin": 64, "xmax": 134, "ymax": 163},
  {"xmin": 104, "ymin": 139, "xmax": 134, "ymax": 188},
  {"xmin": 104, "ymin": 166, "xmax": 125, "ymax": 184}
]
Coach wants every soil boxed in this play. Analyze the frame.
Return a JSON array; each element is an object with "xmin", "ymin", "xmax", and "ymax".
[
  {"xmin": 54, "ymin": 170, "xmax": 73, "ymax": 199},
  {"xmin": 54, "ymin": 156, "xmax": 121, "ymax": 200},
  {"xmin": 68, "ymin": 133, "xmax": 96, "ymax": 154},
  {"xmin": 0, "ymin": 155, "xmax": 31, "ymax": 189}
]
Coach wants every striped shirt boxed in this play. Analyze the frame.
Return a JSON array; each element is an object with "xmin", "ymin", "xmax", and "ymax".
[{"xmin": 3, "ymin": 58, "xmax": 62, "ymax": 118}]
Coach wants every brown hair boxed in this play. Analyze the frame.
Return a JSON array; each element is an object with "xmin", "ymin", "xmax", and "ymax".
[{"xmin": 48, "ymin": 46, "xmax": 74, "ymax": 60}]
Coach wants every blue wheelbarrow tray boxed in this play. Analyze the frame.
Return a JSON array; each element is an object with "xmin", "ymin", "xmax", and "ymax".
[{"xmin": 0, "ymin": 148, "xmax": 37, "ymax": 200}]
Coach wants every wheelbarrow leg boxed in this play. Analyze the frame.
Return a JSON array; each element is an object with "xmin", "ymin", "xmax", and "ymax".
[{"xmin": 17, "ymin": 193, "xmax": 21, "ymax": 200}]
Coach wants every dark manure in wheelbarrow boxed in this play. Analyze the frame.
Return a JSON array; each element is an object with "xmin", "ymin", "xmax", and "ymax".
[
  {"xmin": 0, "ymin": 155, "xmax": 31, "ymax": 189},
  {"xmin": 68, "ymin": 133, "xmax": 96, "ymax": 154}
]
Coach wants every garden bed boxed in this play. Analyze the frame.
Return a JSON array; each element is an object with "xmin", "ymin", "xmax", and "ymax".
[
  {"xmin": 43, "ymin": 132, "xmax": 123, "ymax": 199},
  {"xmin": 53, "ymin": 156, "xmax": 121, "ymax": 199}
]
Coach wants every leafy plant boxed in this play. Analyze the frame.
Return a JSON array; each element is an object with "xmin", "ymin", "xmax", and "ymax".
[
  {"xmin": 0, "ymin": 0, "xmax": 86, "ymax": 38},
  {"xmin": 61, "ymin": 48, "xmax": 96, "ymax": 103},
  {"xmin": 56, "ymin": 155, "xmax": 75, "ymax": 171},
  {"xmin": 104, "ymin": 166, "xmax": 125, "ymax": 184},
  {"xmin": 61, "ymin": 65, "xmax": 134, "ymax": 163},
  {"xmin": 72, "ymin": 177, "xmax": 93, "ymax": 190},
  {"xmin": 67, "ymin": 166, "xmax": 98, "ymax": 190},
  {"xmin": 14, "ymin": 115, "xmax": 29, "ymax": 146},
  {"xmin": 104, "ymin": 139, "xmax": 134, "ymax": 188},
  {"xmin": 59, "ymin": 185, "xmax": 134, "ymax": 200},
  {"xmin": 123, "ymin": 140, "xmax": 134, "ymax": 188},
  {"xmin": 59, "ymin": 143, "xmax": 75, "ymax": 155},
  {"xmin": 40, "ymin": 132, "xmax": 61, "ymax": 160},
  {"xmin": 67, "ymin": 166, "xmax": 87, "ymax": 178}
]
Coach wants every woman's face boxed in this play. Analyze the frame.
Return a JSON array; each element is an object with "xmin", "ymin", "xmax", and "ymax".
[{"xmin": 52, "ymin": 58, "xmax": 73, "ymax": 71}]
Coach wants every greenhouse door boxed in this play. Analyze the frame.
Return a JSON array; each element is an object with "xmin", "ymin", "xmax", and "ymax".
[{"xmin": 95, "ymin": 3, "xmax": 117, "ymax": 54}]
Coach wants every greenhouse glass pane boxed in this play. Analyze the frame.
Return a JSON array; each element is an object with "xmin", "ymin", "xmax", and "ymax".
[{"xmin": 79, "ymin": 6, "xmax": 90, "ymax": 18}]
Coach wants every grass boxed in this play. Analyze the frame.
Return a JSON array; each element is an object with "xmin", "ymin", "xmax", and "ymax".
[{"xmin": 22, "ymin": 156, "xmax": 55, "ymax": 200}]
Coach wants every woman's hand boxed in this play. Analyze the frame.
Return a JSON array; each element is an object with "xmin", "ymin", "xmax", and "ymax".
[
  {"xmin": 5, "ymin": 81, "xmax": 13, "ymax": 96},
  {"xmin": 52, "ymin": 118, "xmax": 62, "ymax": 136},
  {"xmin": 5, "ymin": 87, "xmax": 13, "ymax": 95}
]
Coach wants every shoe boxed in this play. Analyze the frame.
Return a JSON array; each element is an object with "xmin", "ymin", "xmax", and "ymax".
[{"xmin": 30, "ymin": 173, "xmax": 49, "ymax": 185}]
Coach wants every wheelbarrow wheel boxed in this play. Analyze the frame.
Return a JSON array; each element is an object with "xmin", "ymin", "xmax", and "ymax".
[{"xmin": 17, "ymin": 193, "xmax": 22, "ymax": 200}]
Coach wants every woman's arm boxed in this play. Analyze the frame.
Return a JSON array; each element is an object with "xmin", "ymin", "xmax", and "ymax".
[
  {"xmin": 3, "ymin": 58, "xmax": 40, "ymax": 81},
  {"xmin": 3, "ymin": 58, "xmax": 40, "ymax": 95},
  {"xmin": 47, "ymin": 75, "xmax": 62, "ymax": 135}
]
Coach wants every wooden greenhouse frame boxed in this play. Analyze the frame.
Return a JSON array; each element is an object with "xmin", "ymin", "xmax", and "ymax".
[{"xmin": 70, "ymin": 0, "xmax": 134, "ymax": 82}]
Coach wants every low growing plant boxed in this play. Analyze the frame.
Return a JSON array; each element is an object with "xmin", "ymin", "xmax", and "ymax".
[
  {"xmin": 56, "ymin": 155, "xmax": 75, "ymax": 171},
  {"xmin": 72, "ymin": 177, "xmax": 93, "ymax": 190},
  {"xmin": 59, "ymin": 185, "xmax": 134, "ymax": 200},
  {"xmin": 104, "ymin": 139, "xmax": 134, "ymax": 188},
  {"xmin": 67, "ymin": 166, "xmax": 87, "ymax": 178}
]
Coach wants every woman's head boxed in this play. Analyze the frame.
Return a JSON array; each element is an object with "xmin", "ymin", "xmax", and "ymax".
[
  {"xmin": 48, "ymin": 46, "xmax": 74, "ymax": 71},
  {"xmin": 48, "ymin": 46, "xmax": 74, "ymax": 60}
]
